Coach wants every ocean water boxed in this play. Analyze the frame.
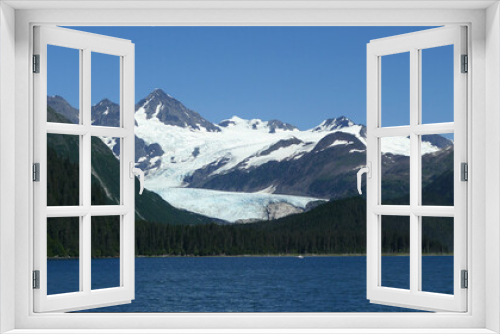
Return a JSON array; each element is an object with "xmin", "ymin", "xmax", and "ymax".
[{"xmin": 47, "ymin": 256, "xmax": 453, "ymax": 312}]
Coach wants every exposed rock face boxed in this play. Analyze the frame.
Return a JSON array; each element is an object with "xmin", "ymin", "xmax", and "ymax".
[
  {"xmin": 258, "ymin": 137, "xmax": 303, "ymax": 156},
  {"xmin": 48, "ymin": 95, "xmax": 79, "ymax": 124},
  {"xmin": 265, "ymin": 202, "xmax": 303, "ymax": 220},
  {"xmin": 91, "ymin": 98, "xmax": 120, "ymax": 127},
  {"xmin": 313, "ymin": 116, "xmax": 354, "ymax": 132},
  {"xmin": 267, "ymin": 119, "xmax": 298, "ymax": 133},
  {"xmin": 136, "ymin": 88, "xmax": 220, "ymax": 132},
  {"xmin": 421, "ymin": 134, "xmax": 453, "ymax": 149}
]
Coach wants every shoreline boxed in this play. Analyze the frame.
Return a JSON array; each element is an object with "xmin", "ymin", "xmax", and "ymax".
[{"xmin": 48, "ymin": 253, "xmax": 453, "ymax": 260}]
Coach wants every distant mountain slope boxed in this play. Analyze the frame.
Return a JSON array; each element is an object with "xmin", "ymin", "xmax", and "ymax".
[
  {"xmin": 46, "ymin": 106, "xmax": 215, "ymax": 226},
  {"xmin": 47, "ymin": 96, "xmax": 79, "ymax": 124},
  {"xmin": 188, "ymin": 131, "xmax": 367, "ymax": 199}
]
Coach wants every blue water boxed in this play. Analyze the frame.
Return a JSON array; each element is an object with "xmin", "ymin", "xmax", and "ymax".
[{"xmin": 47, "ymin": 256, "xmax": 453, "ymax": 312}]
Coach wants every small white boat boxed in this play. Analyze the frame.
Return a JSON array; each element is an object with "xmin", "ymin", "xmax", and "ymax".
[{"xmin": 297, "ymin": 255, "xmax": 304, "ymax": 259}]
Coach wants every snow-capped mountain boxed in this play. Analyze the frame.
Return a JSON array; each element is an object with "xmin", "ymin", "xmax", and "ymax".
[
  {"xmin": 48, "ymin": 90, "xmax": 453, "ymax": 222},
  {"xmin": 92, "ymin": 98, "xmax": 120, "ymax": 127},
  {"xmin": 219, "ymin": 117, "xmax": 298, "ymax": 133},
  {"xmin": 136, "ymin": 88, "xmax": 220, "ymax": 132},
  {"xmin": 312, "ymin": 116, "xmax": 356, "ymax": 132},
  {"xmin": 130, "ymin": 90, "xmax": 451, "ymax": 198}
]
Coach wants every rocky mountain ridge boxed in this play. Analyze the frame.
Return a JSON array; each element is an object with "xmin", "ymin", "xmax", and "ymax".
[{"xmin": 48, "ymin": 89, "xmax": 454, "ymax": 222}]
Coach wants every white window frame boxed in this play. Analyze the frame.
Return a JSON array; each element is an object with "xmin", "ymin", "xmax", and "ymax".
[
  {"xmin": 1, "ymin": 1, "xmax": 499, "ymax": 333},
  {"xmin": 366, "ymin": 26, "xmax": 468, "ymax": 312},
  {"xmin": 33, "ymin": 25, "xmax": 136, "ymax": 313}
]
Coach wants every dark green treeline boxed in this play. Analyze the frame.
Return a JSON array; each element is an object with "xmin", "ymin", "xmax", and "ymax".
[{"xmin": 48, "ymin": 197, "xmax": 453, "ymax": 258}]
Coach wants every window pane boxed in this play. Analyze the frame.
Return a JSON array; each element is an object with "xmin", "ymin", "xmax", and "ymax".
[
  {"xmin": 421, "ymin": 45, "xmax": 454, "ymax": 124},
  {"xmin": 47, "ymin": 217, "xmax": 80, "ymax": 295},
  {"xmin": 381, "ymin": 52, "xmax": 410, "ymax": 127},
  {"xmin": 47, "ymin": 134, "xmax": 80, "ymax": 206},
  {"xmin": 421, "ymin": 217, "xmax": 454, "ymax": 295},
  {"xmin": 91, "ymin": 52, "xmax": 120, "ymax": 127},
  {"xmin": 381, "ymin": 137, "xmax": 410, "ymax": 205},
  {"xmin": 91, "ymin": 216, "xmax": 120, "ymax": 290},
  {"xmin": 421, "ymin": 134, "xmax": 454, "ymax": 206},
  {"xmin": 47, "ymin": 45, "xmax": 80, "ymax": 124},
  {"xmin": 91, "ymin": 136, "xmax": 121, "ymax": 205},
  {"xmin": 381, "ymin": 215, "xmax": 410, "ymax": 290}
]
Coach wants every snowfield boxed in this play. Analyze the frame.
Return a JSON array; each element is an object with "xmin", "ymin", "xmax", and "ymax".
[{"xmin": 136, "ymin": 106, "xmax": 442, "ymax": 190}]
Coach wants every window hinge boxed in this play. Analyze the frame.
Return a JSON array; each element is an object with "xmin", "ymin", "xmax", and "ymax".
[
  {"xmin": 461, "ymin": 162, "xmax": 468, "ymax": 181},
  {"xmin": 461, "ymin": 270, "xmax": 468, "ymax": 289},
  {"xmin": 33, "ymin": 54, "xmax": 40, "ymax": 73},
  {"xmin": 461, "ymin": 54, "xmax": 468, "ymax": 73},
  {"xmin": 33, "ymin": 163, "xmax": 40, "ymax": 182},
  {"xmin": 33, "ymin": 270, "xmax": 40, "ymax": 289}
]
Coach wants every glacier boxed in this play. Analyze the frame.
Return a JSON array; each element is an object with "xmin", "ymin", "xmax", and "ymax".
[{"xmin": 152, "ymin": 187, "xmax": 324, "ymax": 223}]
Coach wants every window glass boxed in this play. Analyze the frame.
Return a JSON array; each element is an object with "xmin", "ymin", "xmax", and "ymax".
[
  {"xmin": 47, "ymin": 45, "xmax": 80, "ymax": 124},
  {"xmin": 91, "ymin": 216, "xmax": 121, "ymax": 290},
  {"xmin": 91, "ymin": 52, "xmax": 120, "ymax": 127},
  {"xmin": 47, "ymin": 134, "xmax": 80, "ymax": 206},
  {"xmin": 47, "ymin": 217, "xmax": 80, "ymax": 295},
  {"xmin": 421, "ymin": 134, "xmax": 454, "ymax": 206},
  {"xmin": 421, "ymin": 45, "xmax": 454, "ymax": 124},
  {"xmin": 381, "ymin": 137, "xmax": 410, "ymax": 205},
  {"xmin": 381, "ymin": 215, "xmax": 410, "ymax": 290},
  {"xmin": 381, "ymin": 52, "xmax": 410, "ymax": 127},
  {"xmin": 91, "ymin": 137, "xmax": 121, "ymax": 206},
  {"xmin": 421, "ymin": 217, "xmax": 454, "ymax": 295}
]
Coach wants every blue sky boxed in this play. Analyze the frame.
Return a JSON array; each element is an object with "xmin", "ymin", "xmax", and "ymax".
[{"xmin": 48, "ymin": 26, "xmax": 453, "ymax": 130}]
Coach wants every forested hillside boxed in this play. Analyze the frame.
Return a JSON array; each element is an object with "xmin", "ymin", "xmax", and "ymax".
[{"xmin": 49, "ymin": 195, "xmax": 453, "ymax": 258}]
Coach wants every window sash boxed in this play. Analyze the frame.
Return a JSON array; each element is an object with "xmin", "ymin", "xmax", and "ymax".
[
  {"xmin": 366, "ymin": 26, "xmax": 468, "ymax": 312},
  {"xmin": 32, "ymin": 25, "xmax": 136, "ymax": 313}
]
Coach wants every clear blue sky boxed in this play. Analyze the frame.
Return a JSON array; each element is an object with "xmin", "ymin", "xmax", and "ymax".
[{"xmin": 48, "ymin": 26, "xmax": 453, "ymax": 130}]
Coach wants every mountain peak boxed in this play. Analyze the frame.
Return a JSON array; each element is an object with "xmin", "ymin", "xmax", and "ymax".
[
  {"xmin": 96, "ymin": 98, "xmax": 116, "ymax": 106},
  {"xmin": 267, "ymin": 119, "xmax": 298, "ymax": 133},
  {"xmin": 150, "ymin": 88, "xmax": 172, "ymax": 99},
  {"xmin": 50, "ymin": 95, "xmax": 67, "ymax": 101},
  {"xmin": 136, "ymin": 89, "xmax": 220, "ymax": 132},
  {"xmin": 92, "ymin": 98, "xmax": 120, "ymax": 127},
  {"xmin": 313, "ymin": 116, "xmax": 355, "ymax": 132}
]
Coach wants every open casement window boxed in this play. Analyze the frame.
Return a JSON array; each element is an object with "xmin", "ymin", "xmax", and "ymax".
[
  {"xmin": 33, "ymin": 26, "xmax": 137, "ymax": 312},
  {"xmin": 364, "ymin": 26, "xmax": 467, "ymax": 312}
]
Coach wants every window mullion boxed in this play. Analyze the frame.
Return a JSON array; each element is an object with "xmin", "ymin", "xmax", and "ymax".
[
  {"xmin": 78, "ymin": 48, "xmax": 84, "ymax": 293},
  {"xmin": 82, "ymin": 131, "xmax": 91, "ymax": 294},
  {"xmin": 82, "ymin": 214, "xmax": 91, "ymax": 293},
  {"xmin": 415, "ymin": 48, "xmax": 423, "ymax": 293},
  {"xmin": 82, "ymin": 48, "xmax": 92, "ymax": 294},
  {"xmin": 409, "ymin": 47, "xmax": 420, "ymax": 294}
]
